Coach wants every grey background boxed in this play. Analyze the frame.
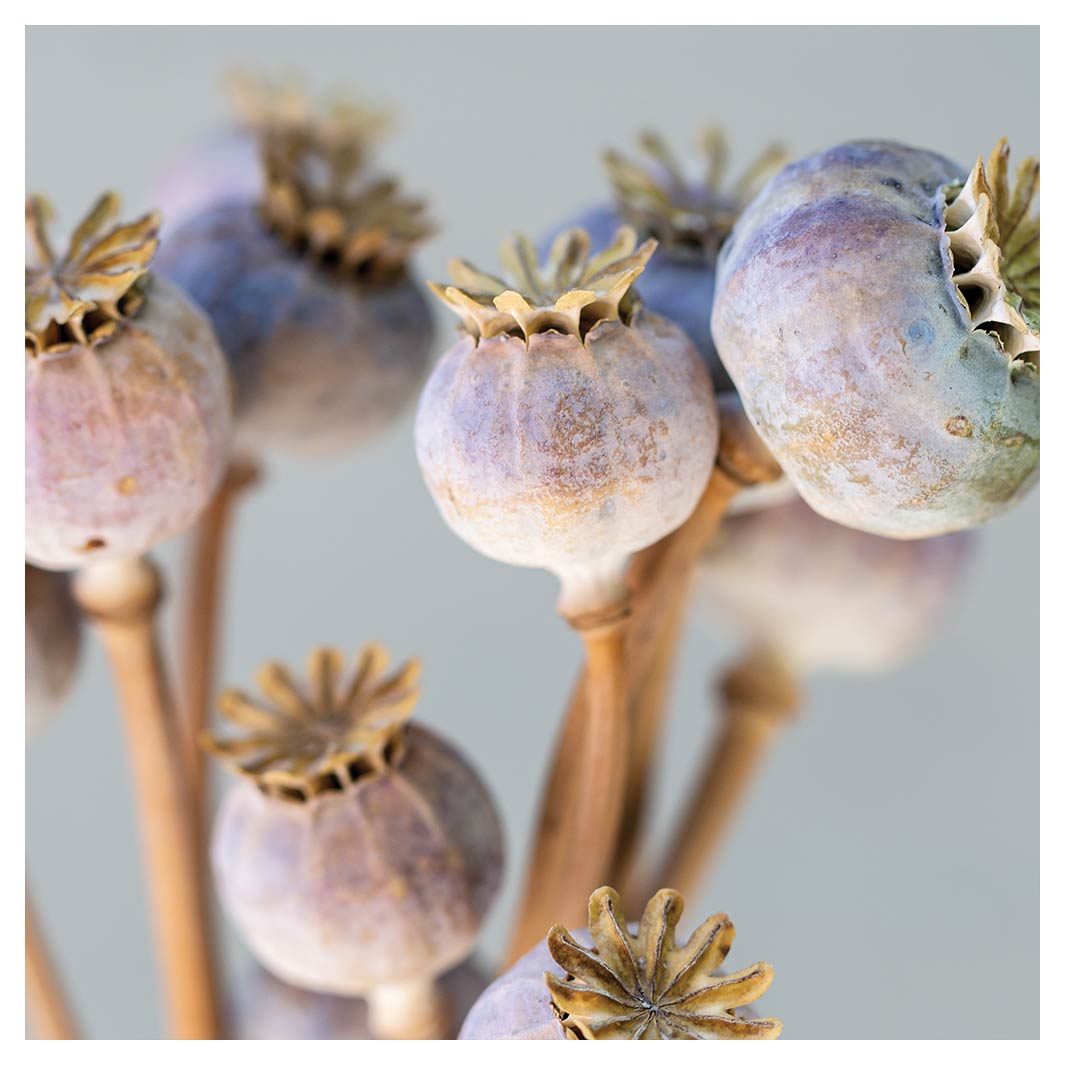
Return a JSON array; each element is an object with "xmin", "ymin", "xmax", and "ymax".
[{"xmin": 26, "ymin": 26, "xmax": 1039, "ymax": 1039}]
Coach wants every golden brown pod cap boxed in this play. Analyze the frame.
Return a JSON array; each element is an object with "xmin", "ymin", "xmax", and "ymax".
[
  {"xmin": 25, "ymin": 194, "xmax": 160, "ymax": 355},
  {"xmin": 429, "ymin": 227, "xmax": 656, "ymax": 343},
  {"xmin": 545, "ymin": 886, "xmax": 782, "ymax": 1040},
  {"xmin": 202, "ymin": 644, "xmax": 421, "ymax": 802}
]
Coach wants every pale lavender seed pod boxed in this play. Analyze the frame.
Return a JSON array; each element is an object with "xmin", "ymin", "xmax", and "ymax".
[
  {"xmin": 155, "ymin": 101, "xmax": 432, "ymax": 458},
  {"xmin": 712, "ymin": 139, "xmax": 1039, "ymax": 539},
  {"xmin": 206, "ymin": 647, "xmax": 503, "ymax": 1008},
  {"xmin": 415, "ymin": 228, "xmax": 718, "ymax": 616},
  {"xmin": 25, "ymin": 195, "xmax": 232, "ymax": 571},
  {"xmin": 25, "ymin": 564, "xmax": 81, "ymax": 736},
  {"xmin": 696, "ymin": 497, "xmax": 973, "ymax": 674}
]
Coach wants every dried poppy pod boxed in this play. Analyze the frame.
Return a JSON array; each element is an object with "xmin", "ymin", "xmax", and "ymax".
[
  {"xmin": 25, "ymin": 194, "xmax": 233, "ymax": 571},
  {"xmin": 205, "ymin": 644, "xmax": 503, "ymax": 1040},
  {"xmin": 461, "ymin": 886, "xmax": 781, "ymax": 1040},
  {"xmin": 542, "ymin": 130, "xmax": 787, "ymax": 390},
  {"xmin": 415, "ymin": 226, "xmax": 718, "ymax": 619},
  {"xmin": 713, "ymin": 139, "xmax": 1039, "ymax": 538},
  {"xmin": 156, "ymin": 107, "xmax": 433, "ymax": 458},
  {"xmin": 156, "ymin": 72, "xmax": 391, "ymax": 234},
  {"xmin": 25, "ymin": 563, "xmax": 81, "ymax": 737},
  {"xmin": 233, "ymin": 961, "xmax": 488, "ymax": 1040},
  {"xmin": 697, "ymin": 497, "xmax": 974, "ymax": 675}
]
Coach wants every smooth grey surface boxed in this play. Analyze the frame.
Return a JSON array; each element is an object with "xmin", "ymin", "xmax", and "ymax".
[{"xmin": 26, "ymin": 25, "xmax": 1039, "ymax": 1039}]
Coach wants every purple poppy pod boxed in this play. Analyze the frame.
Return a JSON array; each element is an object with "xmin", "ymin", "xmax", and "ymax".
[{"xmin": 713, "ymin": 139, "xmax": 1039, "ymax": 539}]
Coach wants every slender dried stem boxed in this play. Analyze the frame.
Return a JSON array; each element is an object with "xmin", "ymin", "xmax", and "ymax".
[
  {"xmin": 73, "ymin": 556, "xmax": 221, "ymax": 1040},
  {"xmin": 25, "ymin": 894, "xmax": 79, "ymax": 1040},
  {"xmin": 178, "ymin": 455, "xmax": 260, "ymax": 834},
  {"xmin": 365, "ymin": 977, "xmax": 450, "ymax": 1040},
  {"xmin": 503, "ymin": 601, "xmax": 630, "ymax": 966},
  {"xmin": 649, "ymin": 648, "xmax": 799, "ymax": 902},
  {"xmin": 612, "ymin": 401, "xmax": 784, "ymax": 894}
]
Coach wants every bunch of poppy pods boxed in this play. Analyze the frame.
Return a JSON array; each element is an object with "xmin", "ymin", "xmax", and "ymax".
[{"xmin": 25, "ymin": 75, "xmax": 1038, "ymax": 1040}]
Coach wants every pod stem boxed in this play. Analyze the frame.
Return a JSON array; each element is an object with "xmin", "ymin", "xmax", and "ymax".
[
  {"xmin": 178, "ymin": 455, "xmax": 261, "ymax": 839},
  {"xmin": 73, "ymin": 555, "xmax": 221, "ymax": 1039},
  {"xmin": 648, "ymin": 648, "xmax": 799, "ymax": 903},
  {"xmin": 365, "ymin": 976, "xmax": 450, "ymax": 1040},
  {"xmin": 25, "ymin": 892, "xmax": 79, "ymax": 1039},
  {"xmin": 612, "ymin": 404, "xmax": 783, "ymax": 898},
  {"xmin": 503, "ymin": 596, "xmax": 631, "ymax": 966}
]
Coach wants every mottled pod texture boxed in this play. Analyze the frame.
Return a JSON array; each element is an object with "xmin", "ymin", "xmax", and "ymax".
[
  {"xmin": 697, "ymin": 498, "xmax": 972, "ymax": 674},
  {"xmin": 156, "ymin": 202, "xmax": 432, "ymax": 457},
  {"xmin": 712, "ymin": 141, "xmax": 1038, "ymax": 538},
  {"xmin": 26, "ymin": 278, "xmax": 233, "ymax": 570},
  {"xmin": 211, "ymin": 726, "xmax": 503, "ymax": 996},
  {"xmin": 25, "ymin": 564, "xmax": 81, "ymax": 736},
  {"xmin": 414, "ymin": 315, "xmax": 718, "ymax": 602}
]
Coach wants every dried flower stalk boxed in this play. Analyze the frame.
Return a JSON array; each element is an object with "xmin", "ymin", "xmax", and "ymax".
[{"xmin": 73, "ymin": 557, "xmax": 221, "ymax": 1038}]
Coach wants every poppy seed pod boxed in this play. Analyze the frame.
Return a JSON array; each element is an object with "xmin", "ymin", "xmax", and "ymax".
[
  {"xmin": 697, "ymin": 498, "xmax": 973, "ymax": 675},
  {"xmin": 460, "ymin": 886, "xmax": 781, "ymax": 1040},
  {"xmin": 25, "ymin": 195, "xmax": 233, "ymax": 571},
  {"xmin": 542, "ymin": 131, "xmax": 787, "ymax": 390},
  {"xmin": 25, "ymin": 564, "xmax": 81, "ymax": 736},
  {"xmin": 205, "ymin": 645, "xmax": 503, "ymax": 1040},
  {"xmin": 712, "ymin": 139, "xmax": 1039, "ymax": 539},
  {"xmin": 414, "ymin": 227, "xmax": 718, "ymax": 617},
  {"xmin": 156, "ymin": 108, "xmax": 433, "ymax": 458}
]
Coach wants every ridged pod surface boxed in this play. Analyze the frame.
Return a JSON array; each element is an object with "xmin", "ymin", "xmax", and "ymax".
[
  {"xmin": 212, "ymin": 725, "xmax": 503, "ymax": 996},
  {"xmin": 415, "ymin": 228, "xmax": 717, "ymax": 613},
  {"xmin": 26, "ymin": 276, "xmax": 232, "ymax": 569},
  {"xmin": 696, "ymin": 498, "xmax": 973, "ymax": 673},
  {"xmin": 712, "ymin": 140, "xmax": 1039, "ymax": 538}
]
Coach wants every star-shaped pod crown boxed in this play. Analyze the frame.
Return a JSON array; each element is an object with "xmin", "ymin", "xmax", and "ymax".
[
  {"xmin": 545, "ymin": 886, "xmax": 782, "ymax": 1040},
  {"xmin": 944, "ymin": 138, "xmax": 1039, "ymax": 363},
  {"xmin": 26, "ymin": 194, "xmax": 160, "ymax": 355},
  {"xmin": 258, "ymin": 106, "xmax": 432, "ymax": 284},
  {"xmin": 202, "ymin": 644, "xmax": 421, "ymax": 802},
  {"xmin": 604, "ymin": 130, "xmax": 787, "ymax": 259},
  {"xmin": 429, "ymin": 227, "xmax": 657, "ymax": 344}
]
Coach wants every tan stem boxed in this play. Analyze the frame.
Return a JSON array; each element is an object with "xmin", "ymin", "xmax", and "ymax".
[
  {"xmin": 365, "ymin": 977, "xmax": 449, "ymax": 1040},
  {"xmin": 612, "ymin": 403, "xmax": 784, "ymax": 898},
  {"xmin": 613, "ymin": 589, "xmax": 689, "ymax": 899},
  {"xmin": 25, "ymin": 894, "xmax": 78, "ymax": 1040},
  {"xmin": 503, "ymin": 601, "xmax": 630, "ymax": 966},
  {"xmin": 651, "ymin": 649, "xmax": 799, "ymax": 901},
  {"xmin": 179, "ymin": 456, "xmax": 260, "ymax": 835},
  {"xmin": 73, "ymin": 556, "xmax": 221, "ymax": 1040}
]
